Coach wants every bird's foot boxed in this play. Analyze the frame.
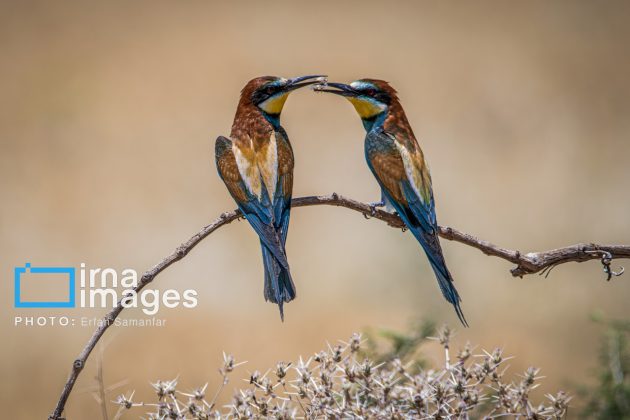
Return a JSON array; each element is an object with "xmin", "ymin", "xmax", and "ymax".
[{"xmin": 368, "ymin": 200, "xmax": 385, "ymax": 217}]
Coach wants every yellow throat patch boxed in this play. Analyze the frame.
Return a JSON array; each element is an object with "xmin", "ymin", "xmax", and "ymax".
[
  {"xmin": 347, "ymin": 97, "xmax": 386, "ymax": 119},
  {"xmin": 259, "ymin": 93, "xmax": 289, "ymax": 115}
]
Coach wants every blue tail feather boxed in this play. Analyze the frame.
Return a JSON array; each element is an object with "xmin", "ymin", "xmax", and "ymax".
[
  {"xmin": 406, "ymin": 222, "xmax": 469, "ymax": 327},
  {"xmin": 427, "ymin": 258, "xmax": 468, "ymax": 327},
  {"xmin": 261, "ymin": 242, "xmax": 296, "ymax": 321}
]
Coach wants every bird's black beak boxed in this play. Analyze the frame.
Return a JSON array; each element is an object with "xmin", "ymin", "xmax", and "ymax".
[
  {"xmin": 313, "ymin": 82, "xmax": 358, "ymax": 97},
  {"xmin": 285, "ymin": 75, "xmax": 328, "ymax": 92}
]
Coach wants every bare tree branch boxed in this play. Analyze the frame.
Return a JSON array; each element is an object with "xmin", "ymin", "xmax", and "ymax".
[{"xmin": 49, "ymin": 192, "xmax": 629, "ymax": 419}]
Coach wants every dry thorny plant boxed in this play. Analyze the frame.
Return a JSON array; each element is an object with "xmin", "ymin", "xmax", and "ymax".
[{"xmin": 112, "ymin": 327, "xmax": 570, "ymax": 419}]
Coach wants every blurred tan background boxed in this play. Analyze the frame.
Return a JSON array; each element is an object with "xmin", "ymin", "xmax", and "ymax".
[{"xmin": 2, "ymin": 1, "xmax": 630, "ymax": 418}]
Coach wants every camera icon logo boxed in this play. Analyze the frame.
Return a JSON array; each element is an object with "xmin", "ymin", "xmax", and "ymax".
[{"xmin": 14, "ymin": 263, "xmax": 76, "ymax": 308}]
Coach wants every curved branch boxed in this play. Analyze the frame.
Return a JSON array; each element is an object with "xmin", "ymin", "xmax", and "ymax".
[{"xmin": 49, "ymin": 193, "xmax": 629, "ymax": 419}]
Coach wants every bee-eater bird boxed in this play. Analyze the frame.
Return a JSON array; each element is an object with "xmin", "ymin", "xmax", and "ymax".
[
  {"xmin": 315, "ymin": 79, "xmax": 468, "ymax": 326},
  {"xmin": 215, "ymin": 75, "xmax": 325, "ymax": 320}
]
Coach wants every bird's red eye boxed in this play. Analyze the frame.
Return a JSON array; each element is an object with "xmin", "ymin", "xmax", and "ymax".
[{"xmin": 366, "ymin": 89, "xmax": 376, "ymax": 96}]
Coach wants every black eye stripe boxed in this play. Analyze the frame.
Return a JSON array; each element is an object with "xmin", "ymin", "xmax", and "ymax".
[
  {"xmin": 358, "ymin": 87, "xmax": 392, "ymax": 106},
  {"xmin": 251, "ymin": 84, "xmax": 279, "ymax": 104},
  {"xmin": 357, "ymin": 87, "xmax": 377, "ymax": 97}
]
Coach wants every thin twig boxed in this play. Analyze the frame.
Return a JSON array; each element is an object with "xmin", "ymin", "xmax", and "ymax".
[
  {"xmin": 48, "ymin": 193, "xmax": 629, "ymax": 419},
  {"xmin": 111, "ymin": 403, "xmax": 126, "ymax": 420},
  {"xmin": 95, "ymin": 345, "xmax": 108, "ymax": 420}
]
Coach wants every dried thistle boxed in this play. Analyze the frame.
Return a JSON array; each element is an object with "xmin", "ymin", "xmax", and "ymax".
[{"xmin": 115, "ymin": 331, "xmax": 569, "ymax": 419}]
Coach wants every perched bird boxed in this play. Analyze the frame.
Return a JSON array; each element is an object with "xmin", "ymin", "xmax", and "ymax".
[
  {"xmin": 215, "ymin": 75, "xmax": 325, "ymax": 320},
  {"xmin": 315, "ymin": 79, "xmax": 468, "ymax": 326}
]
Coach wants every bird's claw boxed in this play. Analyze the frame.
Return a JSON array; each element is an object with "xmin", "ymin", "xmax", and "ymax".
[{"xmin": 368, "ymin": 200, "xmax": 385, "ymax": 217}]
